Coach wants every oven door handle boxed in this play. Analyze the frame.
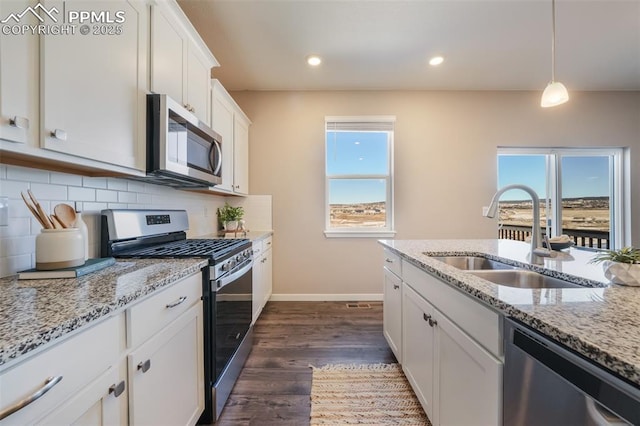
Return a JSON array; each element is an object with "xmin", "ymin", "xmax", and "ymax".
[{"xmin": 215, "ymin": 259, "xmax": 253, "ymax": 290}]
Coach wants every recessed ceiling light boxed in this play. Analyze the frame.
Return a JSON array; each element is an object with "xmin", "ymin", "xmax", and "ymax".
[
  {"xmin": 429, "ymin": 56, "xmax": 444, "ymax": 66},
  {"xmin": 306, "ymin": 55, "xmax": 322, "ymax": 66}
]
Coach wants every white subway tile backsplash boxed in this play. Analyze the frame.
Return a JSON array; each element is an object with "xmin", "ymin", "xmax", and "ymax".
[
  {"xmin": 0, "ymin": 164, "xmax": 232, "ymax": 277},
  {"xmin": 107, "ymin": 178, "xmax": 128, "ymax": 191},
  {"xmin": 6, "ymin": 166, "xmax": 49, "ymax": 183},
  {"xmin": 96, "ymin": 189, "xmax": 118, "ymax": 202},
  {"xmin": 50, "ymin": 172, "xmax": 83, "ymax": 186},
  {"xmin": 83, "ymin": 177, "xmax": 108, "ymax": 189},
  {"xmin": 0, "ymin": 179, "xmax": 29, "ymax": 198},
  {"xmin": 118, "ymin": 192, "xmax": 137, "ymax": 203},
  {"xmin": 30, "ymin": 183, "xmax": 68, "ymax": 200},
  {"xmin": 127, "ymin": 181, "xmax": 146, "ymax": 193},
  {"xmin": 68, "ymin": 186, "xmax": 96, "ymax": 201},
  {"xmin": 82, "ymin": 202, "xmax": 108, "ymax": 212}
]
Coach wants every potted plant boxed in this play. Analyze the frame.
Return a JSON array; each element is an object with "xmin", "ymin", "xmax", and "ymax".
[
  {"xmin": 217, "ymin": 203, "xmax": 244, "ymax": 231},
  {"xmin": 590, "ymin": 246, "xmax": 640, "ymax": 286}
]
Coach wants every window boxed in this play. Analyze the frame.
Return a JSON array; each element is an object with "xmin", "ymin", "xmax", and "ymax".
[
  {"xmin": 497, "ymin": 148, "xmax": 627, "ymax": 249},
  {"xmin": 324, "ymin": 117, "xmax": 395, "ymax": 237}
]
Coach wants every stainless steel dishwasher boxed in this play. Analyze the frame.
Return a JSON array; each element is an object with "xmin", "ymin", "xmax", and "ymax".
[{"xmin": 504, "ymin": 318, "xmax": 640, "ymax": 426}]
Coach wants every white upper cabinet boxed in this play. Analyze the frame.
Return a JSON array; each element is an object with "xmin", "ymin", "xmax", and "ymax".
[
  {"xmin": 211, "ymin": 79, "xmax": 251, "ymax": 195},
  {"xmin": 40, "ymin": 0, "xmax": 148, "ymax": 171},
  {"xmin": 150, "ymin": 1, "xmax": 218, "ymax": 126},
  {"xmin": 0, "ymin": 1, "xmax": 39, "ymax": 146}
]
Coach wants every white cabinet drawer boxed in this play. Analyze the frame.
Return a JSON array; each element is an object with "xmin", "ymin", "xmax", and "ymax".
[
  {"xmin": 383, "ymin": 248, "xmax": 401, "ymax": 277},
  {"xmin": 127, "ymin": 272, "xmax": 202, "ymax": 348},
  {"xmin": 0, "ymin": 315, "xmax": 120, "ymax": 425},
  {"xmin": 262, "ymin": 235, "xmax": 273, "ymax": 252},
  {"xmin": 402, "ymin": 260, "xmax": 502, "ymax": 358}
]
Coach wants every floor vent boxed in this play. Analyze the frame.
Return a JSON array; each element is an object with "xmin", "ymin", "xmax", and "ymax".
[{"xmin": 346, "ymin": 303, "xmax": 372, "ymax": 309}]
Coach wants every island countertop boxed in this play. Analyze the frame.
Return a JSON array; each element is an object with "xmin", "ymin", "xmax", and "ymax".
[
  {"xmin": 0, "ymin": 258, "xmax": 208, "ymax": 369},
  {"xmin": 379, "ymin": 239, "xmax": 640, "ymax": 388}
]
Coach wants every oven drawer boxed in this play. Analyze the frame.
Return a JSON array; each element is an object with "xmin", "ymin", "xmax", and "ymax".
[{"xmin": 127, "ymin": 272, "xmax": 202, "ymax": 348}]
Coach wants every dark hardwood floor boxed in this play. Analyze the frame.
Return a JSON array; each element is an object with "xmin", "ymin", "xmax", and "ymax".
[{"xmin": 214, "ymin": 301, "xmax": 395, "ymax": 425}]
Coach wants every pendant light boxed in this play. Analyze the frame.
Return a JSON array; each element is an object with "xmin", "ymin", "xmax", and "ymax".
[{"xmin": 541, "ymin": 0, "xmax": 569, "ymax": 107}]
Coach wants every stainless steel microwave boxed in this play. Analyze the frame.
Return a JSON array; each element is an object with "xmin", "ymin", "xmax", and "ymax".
[{"xmin": 145, "ymin": 94, "xmax": 222, "ymax": 188}]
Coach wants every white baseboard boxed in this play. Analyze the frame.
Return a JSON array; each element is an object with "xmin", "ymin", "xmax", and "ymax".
[{"xmin": 269, "ymin": 293, "xmax": 383, "ymax": 302}]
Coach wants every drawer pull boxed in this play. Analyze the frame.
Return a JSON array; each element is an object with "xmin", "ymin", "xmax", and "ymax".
[
  {"xmin": 385, "ymin": 258, "xmax": 395, "ymax": 263},
  {"xmin": 137, "ymin": 359, "xmax": 151, "ymax": 373},
  {"xmin": 423, "ymin": 313, "xmax": 432, "ymax": 322},
  {"xmin": 0, "ymin": 375, "xmax": 63, "ymax": 420},
  {"xmin": 393, "ymin": 284, "xmax": 400, "ymax": 290},
  {"xmin": 109, "ymin": 381, "xmax": 126, "ymax": 398},
  {"xmin": 50, "ymin": 129, "xmax": 67, "ymax": 141},
  {"xmin": 166, "ymin": 296, "xmax": 187, "ymax": 308},
  {"xmin": 9, "ymin": 116, "xmax": 29, "ymax": 129},
  {"xmin": 428, "ymin": 318, "xmax": 438, "ymax": 327}
]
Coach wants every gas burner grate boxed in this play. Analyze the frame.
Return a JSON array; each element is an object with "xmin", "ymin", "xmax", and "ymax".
[{"xmin": 119, "ymin": 238, "xmax": 249, "ymax": 260}]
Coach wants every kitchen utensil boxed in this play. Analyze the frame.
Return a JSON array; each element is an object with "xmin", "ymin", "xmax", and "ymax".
[
  {"xmin": 50, "ymin": 214, "xmax": 64, "ymax": 229},
  {"xmin": 53, "ymin": 203, "xmax": 77, "ymax": 228},
  {"xmin": 20, "ymin": 191, "xmax": 49, "ymax": 228},
  {"xmin": 27, "ymin": 190, "xmax": 53, "ymax": 229}
]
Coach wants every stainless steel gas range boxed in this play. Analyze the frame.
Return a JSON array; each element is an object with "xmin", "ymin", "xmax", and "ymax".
[{"xmin": 101, "ymin": 209, "xmax": 253, "ymax": 423}]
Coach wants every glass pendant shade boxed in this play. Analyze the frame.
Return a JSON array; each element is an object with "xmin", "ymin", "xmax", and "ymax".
[{"xmin": 540, "ymin": 81, "xmax": 569, "ymax": 107}]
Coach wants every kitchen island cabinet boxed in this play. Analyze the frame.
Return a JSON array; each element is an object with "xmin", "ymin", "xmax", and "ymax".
[
  {"xmin": 0, "ymin": 258, "xmax": 207, "ymax": 425},
  {"xmin": 382, "ymin": 248, "xmax": 402, "ymax": 362},
  {"xmin": 380, "ymin": 239, "xmax": 640, "ymax": 421}
]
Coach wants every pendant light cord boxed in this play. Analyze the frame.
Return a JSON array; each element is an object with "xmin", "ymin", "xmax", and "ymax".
[{"xmin": 551, "ymin": 0, "xmax": 556, "ymax": 82}]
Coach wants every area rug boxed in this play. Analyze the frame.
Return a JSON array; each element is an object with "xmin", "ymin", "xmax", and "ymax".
[{"xmin": 310, "ymin": 363, "xmax": 431, "ymax": 425}]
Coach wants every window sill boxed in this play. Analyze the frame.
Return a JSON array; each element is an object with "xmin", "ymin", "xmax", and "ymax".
[{"xmin": 324, "ymin": 230, "xmax": 397, "ymax": 238}]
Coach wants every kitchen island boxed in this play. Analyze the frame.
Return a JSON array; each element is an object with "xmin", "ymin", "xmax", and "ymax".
[{"xmin": 380, "ymin": 239, "xmax": 640, "ymax": 388}]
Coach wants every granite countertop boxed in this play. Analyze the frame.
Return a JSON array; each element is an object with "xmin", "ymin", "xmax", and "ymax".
[
  {"xmin": 380, "ymin": 239, "xmax": 640, "ymax": 388},
  {"xmin": 0, "ymin": 258, "xmax": 208, "ymax": 369}
]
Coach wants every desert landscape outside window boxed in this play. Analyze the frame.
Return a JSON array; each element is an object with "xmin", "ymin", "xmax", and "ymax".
[
  {"xmin": 324, "ymin": 117, "xmax": 395, "ymax": 237},
  {"xmin": 497, "ymin": 148, "xmax": 626, "ymax": 249}
]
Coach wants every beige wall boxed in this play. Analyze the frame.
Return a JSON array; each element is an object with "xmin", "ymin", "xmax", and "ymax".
[{"xmin": 232, "ymin": 90, "xmax": 640, "ymax": 299}]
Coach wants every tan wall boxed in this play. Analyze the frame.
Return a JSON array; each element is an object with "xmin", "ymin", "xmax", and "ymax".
[{"xmin": 232, "ymin": 90, "xmax": 640, "ymax": 298}]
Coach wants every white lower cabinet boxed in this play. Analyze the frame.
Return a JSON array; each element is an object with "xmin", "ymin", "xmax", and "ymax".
[
  {"xmin": 383, "ymin": 252, "xmax": 503, "ymax": 426},
  {"xmin": 403, "ymin": 283, "xmax": 502, "ymax": 425},
  {"xmin": 0, "ymin": 271, "xmax": 204, "ymax": 426},
  {"xmin": 128, "ymin": 301, "xmax": 204, "ymax": 426},
  {"xmin": 383, "ymin": 267, "xmax": 403, "ymax": 362},
  {"xmin": 251, "ymin": 235, "xmax": 273, "ymax": 324},
  {"xmin": 0, "ymin": 315, "xmax": 122, "ymax": 426},
  {"xmin": 38, "ymin": 367, "xmax": 123, "ymax": 425}
]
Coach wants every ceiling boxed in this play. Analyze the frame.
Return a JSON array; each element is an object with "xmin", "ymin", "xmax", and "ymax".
[{"xmin": 177, "ymin": 0, "xmax": 640, "ymax": 92}]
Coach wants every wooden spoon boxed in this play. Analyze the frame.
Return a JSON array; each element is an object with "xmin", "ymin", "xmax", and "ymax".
[
  {"xmin": 50, "ymin": 214, "xmax": 64, "ymax": 229},
  {"xmin": 53, "ymin": 203, "xmax": 77, "ymax": 228}
]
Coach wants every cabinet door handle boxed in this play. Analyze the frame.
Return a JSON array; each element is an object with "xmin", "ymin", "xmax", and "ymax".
[
  {"xmin": 137, "ymin": 359, "xmax": 151, "ymax": 373},
  {"xmin": 428, "ymin": 318, "xmax": 438, "ymax": 327},
  {"xmin": 50, "ymin": 129, "xmax": 67, "ymax": 141},
  {"xmin": 165, "ymin": 296, "xmax": 187, "ymax": 308},
  {"xmin": 385, "ymin": 258, "xmax": 395, "ymax": 263},
  {"xmin": 9, "ymin": 116, "xmax": 29, "ymax": 129},
  {"xmin": 423, "ymin": 313, "xmax": 431, "ymax": 322},
  {"xmin": 393, "ymin": 284, "xmax": 400, "ymax": 290},
  {"xmin": 109, "ymin": 381, "xmax": 126, "ymax": 398},
  {"xmin": 0, "ymin": 375, "xmax": 63, "ymax": 420}
]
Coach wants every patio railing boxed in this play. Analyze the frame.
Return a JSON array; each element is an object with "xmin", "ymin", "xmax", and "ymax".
[{"xmin": 498, "ymin": 225, "xmax": 610, "ymax": 249}]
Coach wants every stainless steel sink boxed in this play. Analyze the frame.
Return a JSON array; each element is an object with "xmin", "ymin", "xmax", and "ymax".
[
  {"xmin": 468, "ymin": 270, "xmax": 583, "ymax": 289},
  {"xmin": 431, "ymin": 256, "xmax": 516, "ymax": 270}
]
